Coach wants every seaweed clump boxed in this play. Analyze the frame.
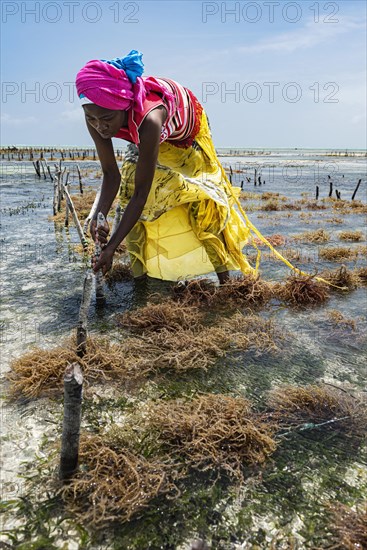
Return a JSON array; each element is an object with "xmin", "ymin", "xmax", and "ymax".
[
  {"xmin": 51, "ymin": 190, "xmax": 97, "ymax": 224},
  {"xmin": 329, "ymin": 501, "xmax": 367, "ymax": 550},
  {"xmin": 319, "ymin": 246, "xmax": 358, "ymax": 262},
  {"xmin": 105, "ymin": 262, "xmax": 134, "ymax": 285},
  {"xmin": 219, "ymin": 312, "xmax": 281, "ymax": 353},
  {"xmin": 116, "ymin": 301, "xmax": 203, "ymax": 333},
  {"xmin": 268, "ymin": 385, "xmax": 367, "ymax": 438},
  {"xmin": 172, "ymin": 276, "xmax": 272, "ymax": 309},
  {"xmin": 7, "ymin": 337, "xmax": 129, "ymax": 399},
  {"xmin": 172, "ymin": 279, "xmax": 217, "ymax": 306},
  {"xmin": 355, "ymin": 266, "xmax": 367, "ymax": 285},
  {"xmin": 61, "ymin": 434, "xmax": 175, "ymax": 527},
  {"xmin": 217, "ymin": 275, "xmax": 272, "ymax": 308},
  {"xmin": 320, "ymin": 265, "xmax": 359, "ymax": 290},
  {"xmin": 8, "ymin": 311, "xmax": 282, "ymax": 399},
  {"xmin": 339, "ymin": 230, "xmax": 364, "ymax": 242},
  {"xmin": 293, "ymin": 229, "xmax": 330, "ymax": 243},
  {"xmin": 61, "ymin": 393, "xmax": 279, "ymax": 525},
  {"xmin": 147, "ymin": 394, "xmax": 277, "ymax": 480},
  {"xmin": 261, "ymin": 200, "xmax": 280, "ymax": 211},
  {"xmin": 253, "ymin": 234, "xmax": 286, "ymax": 247},
  {"xmin": 327, "ymin": 310, "xmax": 356, "ymax": 330},
  {"xmin": 274, "ymin": 275, "xmax": 329, "ymax": 307}
]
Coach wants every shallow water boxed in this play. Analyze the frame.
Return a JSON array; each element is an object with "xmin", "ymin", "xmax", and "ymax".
[{"xmin": 0, "ymin": 149, "xmax": 366, "ymax": 549}]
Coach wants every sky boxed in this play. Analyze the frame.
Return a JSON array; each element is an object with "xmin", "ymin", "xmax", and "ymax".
[{"xmin": 1, "ymin": 0, "xmax": 366, "ymax": 148}]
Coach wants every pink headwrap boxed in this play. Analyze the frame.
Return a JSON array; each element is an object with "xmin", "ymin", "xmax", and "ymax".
[
  {"xmin": 76, "ymin": 59, "xmax": 146, "ymax": 112},
  {"xmin": 76, "ymin": 55, "xmax": 175, "ymax": 115}
]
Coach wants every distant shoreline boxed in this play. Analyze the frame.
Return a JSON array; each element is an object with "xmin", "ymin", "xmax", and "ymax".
[{"xmin": 1, "ymin": 145, "xmax": 366, "ymax": 152}]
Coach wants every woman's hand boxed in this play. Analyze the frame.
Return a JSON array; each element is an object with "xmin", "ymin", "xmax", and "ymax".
[
  {"xmin": 90, "ymin": 218, "xmax": 110, "ymax": 245},
  {"xmin": 92, "ymin": 246, "xmax": 114, "ymax": 275}
]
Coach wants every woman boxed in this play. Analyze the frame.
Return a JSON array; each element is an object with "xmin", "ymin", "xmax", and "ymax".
[{"xmin": 75, "ymin": 50, "xmax": 286, "ymax": 283}]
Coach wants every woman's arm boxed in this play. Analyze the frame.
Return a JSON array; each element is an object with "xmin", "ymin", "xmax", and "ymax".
[
  {"xmin": 86, "ymin": 121, "xmax": 121, "ymax": 242},
  {"xmin": 93, "ymin": 106, "xmax": 166, "ymax": 274}
]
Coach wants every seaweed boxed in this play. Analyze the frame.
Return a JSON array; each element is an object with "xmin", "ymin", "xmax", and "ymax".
[
  {"xmin": 273, "ymin": 275, "xmax": 329, "ymax": 307},
  {"xmin": 60, "ymin": 434, "xmax": 176, "ymax": 527},
  {"xmin": 146, "ymin": 394, "xmax": 277, "ymax": 481},
  {"xmin": 329, "ymin": 501, "xmax": 367, "ymax": 550},
  {"xmin": 267, "ymin": 385, "xmax": 367, "ymax": 438},
  {"xmin": 293, "ymin": 229, "xmax": 330, "ymax": 243},
  {"xmin": 319, "ymin": 247, "xmax": 359, "ymax": 262},
  {"xmin": 339, "ymin": 230, "xmax": 364, "ymax": 242},
  {"xmin": 116, "ymin": 301, "xmax": 203, "ymax": 333}
]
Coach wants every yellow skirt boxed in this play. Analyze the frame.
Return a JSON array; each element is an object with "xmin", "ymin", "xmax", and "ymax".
[
  {"xmin": 119, "ymin": 110, "xmax": 336, "ymax": 286},
  {"xmin": 119, "ymin": 111, "xmax": 257, "ymax": 281}
]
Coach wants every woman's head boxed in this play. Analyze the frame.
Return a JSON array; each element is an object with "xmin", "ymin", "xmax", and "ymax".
[
  {"xmin": 75, "ymin": 50, "xmax": 146, "ymax": 112},
  {"xmin": 75, "ymin": 50, "xmax": 176, "ymax": 140},
  {"xmin": 82, "ymin": 104, "xmax": 127, "ymax": 139}
]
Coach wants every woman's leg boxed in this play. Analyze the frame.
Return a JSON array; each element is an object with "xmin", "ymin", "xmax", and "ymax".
[
  {"xmin": 125, "ymin": 221, "xmax": 148, "ymax": 279},
  {"xmin": 188, "ymin": 200, "xmax": 232, "ymax": 284}
]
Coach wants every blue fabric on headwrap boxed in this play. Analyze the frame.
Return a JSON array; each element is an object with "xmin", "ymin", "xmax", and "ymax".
[{"xmin": 102, "ymin": 50, "xmax": 144, "ymax": 84}]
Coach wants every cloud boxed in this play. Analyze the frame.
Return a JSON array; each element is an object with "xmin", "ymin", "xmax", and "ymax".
[
  {"xmin": 1, "ymin": 113, "xmax": 37, "ymax": 126},
  {"xmin": 238, "ymin": 16, "xmax": 365, "ymax": 54},
  {"xmin": 351, "ymin": 113, "xmax": 367, "ymax": 125}
]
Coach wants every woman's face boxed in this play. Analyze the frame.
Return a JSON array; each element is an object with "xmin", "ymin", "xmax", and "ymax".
[{"xmin": 83, "ymin": 104, "xmax": 127, "ymax": 139}]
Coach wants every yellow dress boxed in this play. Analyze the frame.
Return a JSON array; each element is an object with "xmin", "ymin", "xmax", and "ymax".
[{"xmin": 119, "ymin": 109, "xmax": 303, "ymax": 281}]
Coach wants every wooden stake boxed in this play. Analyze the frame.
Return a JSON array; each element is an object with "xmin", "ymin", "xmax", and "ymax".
[
  {"xmin": 59, "ymin": 362, "xmax": 83, "ymax": 481},
  {"xmin": 76, "ymin": 272, "xmax": 93, "ymax": 357},
  {"xmin": 328, "ymin": 181, "xmax": 333, "ymax": 198},
  {"xmin": 316, "ymin": 185, "xmax": 319, "ymax": 200},
  {"xmin": 40, "ymin": 160, "xmax": 47, "ymax": 180},
  {"xmin": 111, "ymin": 204, "xmax": 122, "ymax": 236},
  {"xmin": 95, "ymin": 212, "xmax": 106, "ymax": 307},
  {"xmin": 77, "ymin": 165, "xmax": 83, "ymax": 194},
  {"xmin": 64, "ymin": 199, "xmax": 69, "ymax": 227},
  {"xmin": 33, "ymin": 160, "xmax": 41, "ymax": 178},
  {"xmin": 83, "ymin": 185, "xmax": 101, "ymax": 234},
  {"xmin": 57, "ymin": 172, "xmax": 62, "ymax": 212},
  {"xmin": 53, "ymin": 178, "xmax": 59, "ymax": 216},
  {"xmin": 63, "ymin": 184, "xmax": 89, "ymax": 250},
  {"xmin": 45, "ymin": 159, "xmax": 54, "ymax": 181},
  {"xmin": 351, "ymin": 179, "xmax": 362, "ymax": 201}
]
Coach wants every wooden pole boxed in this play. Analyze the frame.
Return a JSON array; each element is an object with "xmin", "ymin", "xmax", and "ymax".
[
  {"xmin": 33, "ymin": 160, "xmax": 41, "ymax": 178},
  {"xmin": 77, "ymin": 165, "xmax": 83, "ymax": 194},
  {"xmin": 351, "ymin": 179, "xmax": 362, "ymax": 201},
  {"xmin": 64, "ymin": 199, "xmax": 69, "ymax": 227},
  {"xmin": 62, "ymin": 183, "xmax": 89, "ymax": 250},
  {"xmin": 316, "ymin": 185, "xmax": 319, "ymax": 200},
  {"xmin": 59, "ymin": 362, "xmax": 83, "ymax": 480},
  {"xmin": 254, "ymin": 168, "xmax": 257, "ymax": 186},
  {"xmin": 53, "ymin": 177, "xmax": 59, "ymax": 216},
  {"xmin": 40, "ymin": 160, "xmax": 47, "ymax": 180},
  {"xmin": 46, "ymin": 163, "xmax": 54, "ymax": 181},
  {"xmin": 76, "ymin": 272, "xmax": 93, "ymax": 357},
  {"xmin": 95, "ymin": 212, "xmax": 106, "ymax": 307},
  {"xmin": 111, "ymin": 204, "xmax": 122, "ymax": 236},
  {"xmin": 83, "ymin": 185, "xmax": 101, "ymax": 234},
  {"xmin": 328, "ymin": 181, "xmax": 333, "ymax": 198}
]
